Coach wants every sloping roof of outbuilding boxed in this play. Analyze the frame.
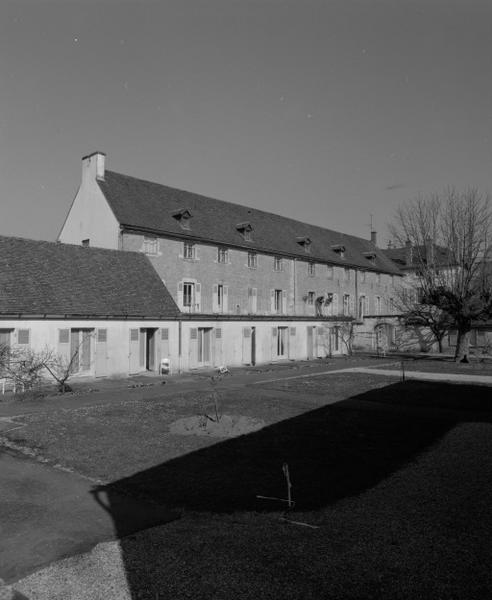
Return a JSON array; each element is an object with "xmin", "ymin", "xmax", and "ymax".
[{"xmin": 0, "ymin": 235, "xmax": 179, "ymax": 317}]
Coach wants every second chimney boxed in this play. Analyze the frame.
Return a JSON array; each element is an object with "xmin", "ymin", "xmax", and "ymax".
[{"xmin": 370, "ymin": 230, "xmax": 377, "ymax": 246}]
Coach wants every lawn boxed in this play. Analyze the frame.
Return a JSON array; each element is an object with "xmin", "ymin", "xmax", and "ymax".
[
  {"xmin": 8, "ymin": 372, "xmax": 492, "ymax": 599},
  {"xmin": 382, "ymin": 355, "xmax": 492, "ymax": 376}
]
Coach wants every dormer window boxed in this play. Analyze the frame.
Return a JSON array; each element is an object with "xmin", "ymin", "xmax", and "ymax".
[
  {"xmin": 236, "ymin": 222, "xmax": 253, "ymax": 241},
  {"xmin": 331, "ymin": 244, "xmax": 345, "ymax": 259},
  {"xmin": 172, "ymin": 208, "xmax": 192, "ymax": 230},
  {"xmin": 363, "ymin": 251, "xmax": 376, "ymax": 264},
  {"xmin": 297, "ymin": 236, "xmax": 312, "ymax": 253}
]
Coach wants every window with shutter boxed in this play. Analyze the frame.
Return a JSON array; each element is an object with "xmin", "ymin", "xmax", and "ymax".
[
  {"xmin": 59, "ymin": 329, "xmax": 70, "ymax": 344},
  {"xmin": 161, "ymin": 328, "xmax": 169, "ymax": 341},
  {"xmin": 130, "ymin": 328, "xmax": 139, "ymax": 342},
  {"xmin": 190, "ymin": 328, "xmax": 198, "ymax": 340},
  {"xmin": 97, "ymin": 329, "xmax": 107, "ymax": 343},
  {"xmin": 215, "ymin": 328, "xmax": 222, "ymax": 339}
]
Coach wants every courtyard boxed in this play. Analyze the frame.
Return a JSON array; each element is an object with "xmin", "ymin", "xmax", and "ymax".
[{"xmin": 1, "ymin": 356, "xmax": 492, "ymax": 599}]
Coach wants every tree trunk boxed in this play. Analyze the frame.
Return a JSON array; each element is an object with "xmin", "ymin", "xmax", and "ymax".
[
  {"xmin": 437, "ymin": 336, "xmax": 443, "ymax": 354},
  {"xmin": 454, "ymin": 329, "xmax": 471, "ymax": 362}
]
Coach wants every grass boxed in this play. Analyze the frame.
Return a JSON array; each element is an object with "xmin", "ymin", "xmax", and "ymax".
[
  {"xmin": 380, "ymin": 355, "xmax": 492, "ymax": 376},
  {"xmin": 7, "ymin": 370, "xmax": 492, "ymax": 599}
]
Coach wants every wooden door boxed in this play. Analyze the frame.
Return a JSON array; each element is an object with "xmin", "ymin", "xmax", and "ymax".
[
  {"xmin": 95, "ymin": 328, "xmax": 108, "ymax": 377},
  {"xmin": 307, "ymin": 326, "xmax": 314, "ymax": 359},
  {"xmin": 129, "ymin": 328, "xmax": 140, "ymax": 373},
  {"xmin": 242, "ymin": 327, "xmax": 252, "ymax": 364}
]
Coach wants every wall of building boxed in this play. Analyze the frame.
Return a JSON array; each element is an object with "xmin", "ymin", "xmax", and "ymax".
[
  {"xmin": 58, "ymin": 155, "xmax": 120, "ymax": 249},
  {"xmin": 122, "ymin": 232, "xmax": 401, "ymax": 319},
  {"xmin": 0, "ymin": 317, "xmax": 365, "ymax": 384}
]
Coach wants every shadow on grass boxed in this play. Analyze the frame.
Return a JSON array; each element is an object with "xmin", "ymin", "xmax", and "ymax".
[{"xmin": 92, "ymin": 380, "xmax": 492, "ymax": 599}]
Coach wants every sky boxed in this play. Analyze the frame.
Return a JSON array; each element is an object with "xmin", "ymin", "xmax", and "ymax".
[{"xmin": 1, "ymin": 0, "xmax": 491, "ymax": 246}]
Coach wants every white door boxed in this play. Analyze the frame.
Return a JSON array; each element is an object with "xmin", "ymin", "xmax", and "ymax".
[
  {"xmin": 95, "ymin": 328, "xmax": 108, "ymax": 376},
  {"xmin": 129, "ymin": 328, "xmax": 140, "ymax": 373}
]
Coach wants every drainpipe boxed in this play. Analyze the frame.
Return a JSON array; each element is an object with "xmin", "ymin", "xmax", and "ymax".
[
  {"xmin": 355, "ymin": 269, "xmax": 359, "ymax": 320},
  {"xmin": 292, "ymin": 258, "xmax": 297, "ymax": 316},
  {"xmin": 178, "ymin": 319, "xmax": 182, "ymax": 374}
]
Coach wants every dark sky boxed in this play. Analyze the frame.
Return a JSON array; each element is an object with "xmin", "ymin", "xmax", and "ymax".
[{"xmin": 1, "ymin": 0, "xmax": 491, "ymax": 245}]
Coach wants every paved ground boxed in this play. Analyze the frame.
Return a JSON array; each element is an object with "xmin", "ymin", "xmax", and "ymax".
[
  {"xmin": 1, "ymin": 355, "xmax": 491, "ymax": 599},
  {"xmin": 0, "ymin": 447, "xmax": 178, "ymax": 585}
]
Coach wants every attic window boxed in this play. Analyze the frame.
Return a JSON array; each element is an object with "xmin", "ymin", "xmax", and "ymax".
[
  {"xmin": 363, "ymin": 251, "xmax": 376, "ymax": 263},
  {"xmin": 172, "ymin": 208, "xmax": 192, "ymax": 230},
  {"xmin": 236, "ymin": 222, "xmax": 253, "ymax": 241},
  {"xmin": 331, "ymin": 244, "xmax": 345, "ymax": 259},
  {"xmin": 297, "ymin": 236, "xmax": 312, "ymax": 253}
]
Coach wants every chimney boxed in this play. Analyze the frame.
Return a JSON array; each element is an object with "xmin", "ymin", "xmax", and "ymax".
[
  {"xmin": 370, "ymin": 230, "xmax": 377, "ymax": 246},
  {"xmin": 405, "ymin": 239, "xmax": 412, "ymax": 266},
  {"xmin": 81, "ymin": 151, "xmax": 106, "ymax": 183}
]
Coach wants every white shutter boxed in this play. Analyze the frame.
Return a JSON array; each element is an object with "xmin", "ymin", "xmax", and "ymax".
[
  {"xmin": 195, "ymin": 283, "xmax": 201, "ymax": 312},
  {"xmin": 177, "ymin": 282, "xmax": 183, "ymax": 309},
  {"xmin": 223, "ymin": 286, "xmax": 229, "ymax": 313},
  {"xmin": 17, "ymin": 329, "xmax": 30, "ymax": 345},
  {"xmin": 270, "ymin": 290, "xmax": 275, "ymax": 313},
  {"xmin": 212, "ymin": 284, "xmax": 218, "ymax": 313},
  {"xmin": 252, "ymin": 288, "xmax": 257, "ymax": 314},
  {"xmin": 349, "ymin": 295, "xmax": 355, "ymax": 316},
  {"xmin": 58, "ymin": 328, "xmax": 71, "ymax": 363},
  {"xmin": 332, "ymin": 293, "xmax": 338, "ymax": 316},
  {"xmin": 282, "ymin": 290, "xmax": 287, "ymax": 314}
]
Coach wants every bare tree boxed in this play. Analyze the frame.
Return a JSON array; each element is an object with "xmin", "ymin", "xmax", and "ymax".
[
  {"xmin": 389, "ymin": 188, "xmax": 492, "ymax": 361},
  {"xmin": 394, "ymin": 287, "xmax": 453, "ymax": 353}
]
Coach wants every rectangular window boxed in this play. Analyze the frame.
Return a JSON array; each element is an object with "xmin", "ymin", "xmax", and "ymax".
[
  {"xmin": 358, "ymin": 296, "xmax": 366, "ymax": 319},
  {"xmin": 247, "ymin": 252, "xmax": 257, "ymax": 269},
  {"xmin": 308, "ymin": 262, "xmax": 315, "ymax": 276},
  {"xmin": 343, "ymin": 294, "xmax": 351, "ymax": 316},
  {"xmin": 183, "ymin": 282, "xmax": 194, "ymax": 308},
  {"xmin": 274, "ymin": 257, "xmax": 283, "ymax": 271},
  {"xmin": 217, "ymin": 284, "xmax": 224, "ymax": 311},
  {"xmin": 375, "ymin": 296, "xmax": 381, "ymax": 315},
  {"xmin": 183, "ymin": 242, "xmax": 195, "ymax": 260},
  {"xmin": 274, "ymin": 289, "xmax": 283, "ymax": 313},
  {"xmin": 97, "ymin": 329, "xmax": 107, "ymax": 343},
  {"xmin": 218, "ymin": 247, "xmax": 228, "ymax": 263},
  {"xmin": 59, "ymin": 329, "xmax": 70, "ymax": 344},
  {"xmin": 17, "ymin": 329, "xmax": 30, "ymax": 345},
  {"xmin": 307, "ymin": 291, "xmax": 315, "ymax": 305},
  {"xmin": 143, "ymin": 236, "xmax": 158, "ymax": 255},
  {"xmin": 161, "ymin": 328, "xmax": 169, "ymax": 341}
]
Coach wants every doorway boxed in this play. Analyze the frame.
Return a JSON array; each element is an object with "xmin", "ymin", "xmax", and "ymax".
[
  {"xmin": 198, "ymin": 327, "xmax": 212, "ymax": 366},
  {"xmin": 70, "ymin": 329, "xmax": 93, "ymax": 373}
]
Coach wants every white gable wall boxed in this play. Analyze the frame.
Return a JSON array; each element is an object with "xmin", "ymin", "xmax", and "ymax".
[{"xmin": 58, "ymin": 153, "xmax": 120, "ymax": 249}]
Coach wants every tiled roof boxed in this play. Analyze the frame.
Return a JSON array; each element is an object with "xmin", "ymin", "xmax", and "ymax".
[
  {"xmin": 383, "ymin": 245, "xmax": 452, "ymax": 268},
  {"xmin": 98, "ymin": 171, "xmax": 402, "ymax": 275},
  {"xmin": 0, "ymin": 236, "xmax": 179, "ymax": 317}
]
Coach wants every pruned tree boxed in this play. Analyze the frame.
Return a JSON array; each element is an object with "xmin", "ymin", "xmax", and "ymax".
[{"xmin": 389, "ymin": 187, "xmax": 492, "ymax": 361}]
